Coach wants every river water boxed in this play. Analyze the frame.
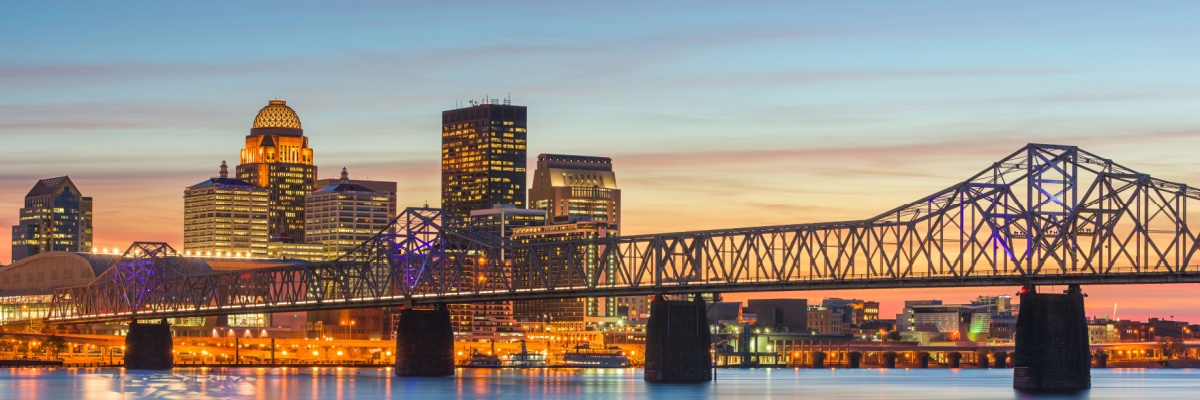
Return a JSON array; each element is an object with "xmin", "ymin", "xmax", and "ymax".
[{"xmin": 0, "ymin": 367, "xmax": 1194, "ymax": 399}]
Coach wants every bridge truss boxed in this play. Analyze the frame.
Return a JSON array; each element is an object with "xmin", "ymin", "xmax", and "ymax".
[{"xmin": 49, "ymin": 144, "xmax": 1200, "ymax": 323}]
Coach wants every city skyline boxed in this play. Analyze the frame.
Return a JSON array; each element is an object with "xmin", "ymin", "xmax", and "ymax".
[{"xmin": 3, "ymin": 2, "xmax": 1200, "ymax": 322}]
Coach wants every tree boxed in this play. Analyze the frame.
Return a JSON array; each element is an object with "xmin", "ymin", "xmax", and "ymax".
[
  {"xmin": 1158, "ymin": 336, "xmax": 1185, "ymax": 359},
  {"xmin": 44, "ymin": 335, "xmax": 67, "ymax": 359},
  {"xmin": 886, "ymin": 330, "xmax": 902, "ymax": 342}
]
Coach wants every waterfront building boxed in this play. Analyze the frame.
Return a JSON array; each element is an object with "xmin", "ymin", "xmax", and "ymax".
[
  {"xmin": 446, "ymin": 206, "xmax": 546, "ymax": 342},
  {"xmin": 305, "ymin": 168, "xmax": 396, "ymax": 259},
  {"xmin": 806, "ymin": 306, "xmax": 845, "ymax": 334},
  {"xmin": 707, "ymin": 302, "xmax": 743, "ymax": 326},
  {"xmin": 236, "ymin": 99, "xmax": 317, "ymax": 243},
  {"xmin": 528, "ymin": 154, "xmax": 620, "ymax": 224},
  {"xmin": 441, "ymin": 100, "xmax": 528, "ymax": 220},
  {"xmin": 11, "ymin": 176, "xmax": 92, "ymax": 262},
  {"xmin": 469, "ymin": 205, "xmax": 547, "ymax": 238},
  {"xmin": 183, "ymin": 161, "xmax": 270, "ymax": 258},
  {"xmin": 896, "ymin": 298, "xmax": 1011, "ymax": 343},
  {"xmin": 747, "ymin": 299, "xmax": 809, "ymax": 333},
  {"xmin": 863, "ymin": 301, "xmax": 880, "ymax": 321},
  {"xmin": 0, "ymin": 250, "xmax": 307, "ymax": 336},
  {"xmin": 821, "ymin": 298, "xmax": 867, "ymax": 326},
  {"xmin": 267, "ymin": 241, "xmax": 327, "ymax": 262},
  {"xmin": 970, "ymin": 295, "xmax": 1016, "ymax": 313},
  {"xmin": 511, "ymin": 221, "xmax": 620, "ymax": 332},
  {"xmin": 1149, "ymin": 318, "xmax": 1189, "ymax": 339}
]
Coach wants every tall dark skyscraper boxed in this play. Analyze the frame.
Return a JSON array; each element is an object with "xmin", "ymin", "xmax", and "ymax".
[
  {"xmin": 441, "ymin": 100, "xmax": 528, "ymax": 220},
  {"xmin": 11, "ymin": 176, "xmax": 93, "ymax": 261},
  {"xmin": 237, "ymin": 100, "xmax": 317, "ymax": 243}
]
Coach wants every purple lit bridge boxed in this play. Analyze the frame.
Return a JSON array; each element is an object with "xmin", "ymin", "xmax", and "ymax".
[{"xmin": 47, "ymin": 143, "xmax": 1200, "ymax": 324}]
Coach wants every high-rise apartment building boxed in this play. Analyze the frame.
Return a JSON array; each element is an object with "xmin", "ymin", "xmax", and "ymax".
[
  {"xmin": 10, "ymin": 176, "xmax": 92, "ymax": 261},
  {"xmin": 183, "ymin": 161, "xmax": 270, "ymax": 258},
  {"xmin": 441, "ymin": 101, "xmax": 527, "ymax": 220},
  {"xmin": 305, "ymin": 168, "xmax": 396, "ymax": 260},
  {"xmin": 511, "ymin": 221, "xmax": 620, "ymax": 331},
  {"xmin": 237, "ymin": 100, "xmax": 317, "ymax": 243},
  {"xmin": 529, "ymin": 154, "xmax": 620, "ymax": 224}
]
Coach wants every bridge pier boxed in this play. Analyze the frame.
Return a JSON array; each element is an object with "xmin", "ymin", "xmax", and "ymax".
[
  {"xmin": 395, "ymin": 306, "xmax": 454, "ymax": 377},
  {"xmin": 124, "ymin": 319, "xmax": 173, "ymax": 370},
  {"xmin": 644, "ymin": 295, "xmax": 711, "ymax": 383},
  {"xmin": 1013, "ymin": 284, "xmax": 1090, "ymax": 392}
]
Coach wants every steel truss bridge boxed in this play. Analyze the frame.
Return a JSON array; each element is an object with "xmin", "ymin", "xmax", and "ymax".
[{"xmin": 48, "ymin": 144, "xmax": 1200, "ymax": 324}]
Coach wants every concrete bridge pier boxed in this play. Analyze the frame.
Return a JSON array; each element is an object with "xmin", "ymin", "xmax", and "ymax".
[
  {"xmin": 124, "ymin": 319, "xmax": 173, "ymax": 369},
  {"xmin": 644, "ymin": 295, "xmax": 712, "ymax": 382},
  {"xmin": 395, "ymin": 306, "xmax": 454, "ymax": 377},
  {"xmin": 1013, "ymin": 284, "xmax": 1090, "ymax": 392}
]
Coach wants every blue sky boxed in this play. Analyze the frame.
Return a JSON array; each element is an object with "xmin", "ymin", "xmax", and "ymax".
[{"xmin": 2, "ymin": 1, "xmax": 1199, "ymax": 318}]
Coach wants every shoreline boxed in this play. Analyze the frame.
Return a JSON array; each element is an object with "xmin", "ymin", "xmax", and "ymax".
[{"xmin": 5, "ymin": 363, "xmax": 1196, "ymax": 370}]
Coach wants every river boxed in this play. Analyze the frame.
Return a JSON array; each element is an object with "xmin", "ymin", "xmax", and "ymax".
[{"xmin": 0, "ymin": 367, "xmax": 1195, "ymax": 399}]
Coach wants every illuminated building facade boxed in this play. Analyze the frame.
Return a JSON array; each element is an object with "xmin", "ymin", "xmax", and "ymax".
[
  {"xmin": 11, "ymin": 176, "xmax": 92, "ymax": 262},
  {"xmin": 0, "ymin": 251, "xmax": 309, "ymax": 336},
  {"xmin": 448, "ymin": 205, "xmax": 547, "ymax": 342},
  {"xmin": 529, "ymin": 154, "xmax": 620, "ymax": 224},
  {"xmin": 267, "ymin": 241, "xmax": 327, "ymax": 262},
  {"xmin": 183, "ymin": 161, "xmax": 270, "ymax": 258},
  {"xmin": 305, "ymin": 168, "xmax": 396, "ymax": 260},
  {"xmin": 469, "ymin": 205, "xmax": 547, "ymax": 238},
  {"xmin": 441, "ymin": 101, "xmax": 527, "ymax": 220},
  {"xmin": 237, "ymin": 99, "xmax": 317, "ymax": 243},
  {"xmin": 511, "ymin": 221, "xmax": 620, "ymax": 331}
]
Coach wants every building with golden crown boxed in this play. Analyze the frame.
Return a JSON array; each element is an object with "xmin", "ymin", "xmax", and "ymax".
[{"xmin": 237, "ymin": 100, "xmax": 316, "ymax": 243}]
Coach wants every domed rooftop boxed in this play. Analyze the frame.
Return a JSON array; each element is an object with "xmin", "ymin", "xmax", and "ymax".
[{"xmin": 252, "ymin": 100, "xmax": 302, "ymax": 129}]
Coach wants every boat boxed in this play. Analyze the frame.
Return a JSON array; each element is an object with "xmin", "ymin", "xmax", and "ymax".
[
  {"xmin": 466, "ymin": 342, "xmax": 502, "ymax": 368},
  {"xmin": 560, "ymin": 343, "xmax": 631, "ymax": 368},
  {"xmin": 504, "ymin": 340, "xmax": 547, "ymax": 368},
  {"xmin": 466, "ymin": 349, "xmax": 503, "ymax": 368}
]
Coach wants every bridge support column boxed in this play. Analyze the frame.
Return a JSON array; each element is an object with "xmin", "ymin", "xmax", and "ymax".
[
  {"xmin": 1014, "ymin": 284, "xmax": 1090, "ymax": 392},
  {"xmin": 124, "ymin": 319, "xmax": 173, "ymax": 370},
  {"xmin": 395, "ymin": 306, "xmax": 454, "ymax": 377},
  {"xmin": 644, "ymin": 295, "xmax": 711, "ymax": 383}
]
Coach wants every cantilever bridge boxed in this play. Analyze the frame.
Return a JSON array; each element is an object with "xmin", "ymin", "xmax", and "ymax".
[{"xmin": 47, "ymin": 144, "xmax": 1200, "ymax": 324}]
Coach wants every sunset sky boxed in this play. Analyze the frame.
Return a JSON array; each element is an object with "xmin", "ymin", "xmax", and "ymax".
[{"xmin": 3, "ymin": 2, "xmax": 1199, "ymax": 321}]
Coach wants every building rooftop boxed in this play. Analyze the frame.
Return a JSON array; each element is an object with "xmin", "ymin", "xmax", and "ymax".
[
  {"xmin": 25, "ymin": 176, "xmax": 76, "ymax": 197},
  {"xmin": 253, "ymin": 99, "xmax": 301, "ymax": 129}
]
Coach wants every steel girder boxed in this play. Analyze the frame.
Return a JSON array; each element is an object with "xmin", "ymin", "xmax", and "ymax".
[{"xmin": 48, "ymin": 144, "xmax": 1200, "ymax": 324}]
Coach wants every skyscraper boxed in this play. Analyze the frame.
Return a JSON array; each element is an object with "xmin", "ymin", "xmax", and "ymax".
[
  {"xmin": 236, "ymin": 100, "xmax": 317, "ymax": 243},
  {"xmin": 305, "ymin": 168, "xmax": 396, "ymax": 260},
  {"xmin": 441, "ymin": 100, "xmax": 528, "ymax": 220},
  {"xmin": 529, "ymin": 154, "xmax": 620, "ymax": 224},
  {"xmin": 11, "ymin": 176, "xmax": 92, "ymax": 261},
  {"xmin": 511, "ymin": 221, "xmax": 620, "ymax": 332},
  {"xmin": 183, "ymin": 161, "xmax": 269, "ymax": 258}
]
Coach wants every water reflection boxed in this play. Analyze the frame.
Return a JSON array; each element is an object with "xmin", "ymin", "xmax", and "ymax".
[{"xmin": 0, "ymin": 368, "xmax": 1195, "ymax": 399}]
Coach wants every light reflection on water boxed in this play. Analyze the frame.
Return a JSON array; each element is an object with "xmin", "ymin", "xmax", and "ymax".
[{"xmin": 0, "ymin": 367, "xmax": 1195, "ymax": 399}]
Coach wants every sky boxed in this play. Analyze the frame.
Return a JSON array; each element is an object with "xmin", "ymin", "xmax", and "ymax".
[{"xmin": 2, "ymin": 1, "xmax": 1199, "ymax": 321}]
